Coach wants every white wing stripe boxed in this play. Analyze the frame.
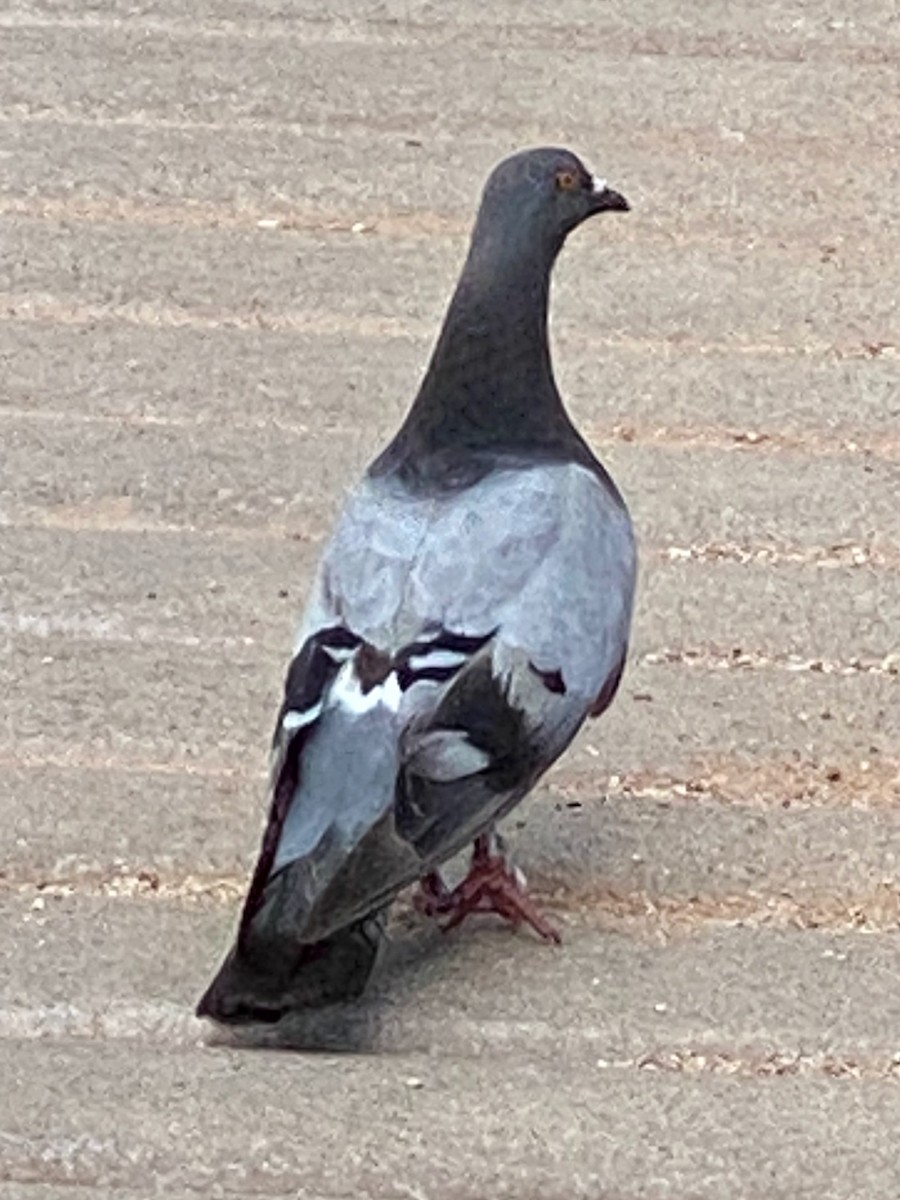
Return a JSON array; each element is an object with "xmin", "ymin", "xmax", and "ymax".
[
  {"xmin": 281, "ymin": 702, "xmax": 323, "ymax": 732},
  {"xmin": 330, "ymin": 663, "xmax": 403, "ymax": 715},
  {"xmin": 406, "ymin": 648, "xmax": 471, "ymax": 672},
  {"xmin": 322, "ymin": 644, "xmax": 357, "ymax": 663}
]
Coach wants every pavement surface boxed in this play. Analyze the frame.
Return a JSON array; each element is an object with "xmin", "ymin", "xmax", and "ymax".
[{"xmin": 1, "ymin": 1, "xmax": 899, "ymax": 1197}]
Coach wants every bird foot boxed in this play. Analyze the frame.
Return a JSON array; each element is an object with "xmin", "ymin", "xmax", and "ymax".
[{"xmin": 414, "ymin": 831, "xmax": 561, "ymax": 944}]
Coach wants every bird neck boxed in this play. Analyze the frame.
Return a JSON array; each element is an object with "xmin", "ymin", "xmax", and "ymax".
[
  {"xmin": 371, "ymin": 230, "xmax": 586, "ymax": 487},
  {"xmin": 415, "ymin": 232, "xmax": 564, "ymax": 437}
]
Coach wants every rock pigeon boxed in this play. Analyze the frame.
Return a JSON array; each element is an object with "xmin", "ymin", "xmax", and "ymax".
[{"xmin": 197, "ymin": 147, "xmax": 636, "ymax": 1024}]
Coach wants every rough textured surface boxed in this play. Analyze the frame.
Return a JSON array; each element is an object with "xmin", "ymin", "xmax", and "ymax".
[{"xmin": 1, "ymin": 0, "xmax": 898, "ymax": 1194}]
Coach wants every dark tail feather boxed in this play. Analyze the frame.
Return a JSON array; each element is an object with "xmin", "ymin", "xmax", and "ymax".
[{"xmin": 195, "ymin": 912, "xmax": 386, "ymax": 1025}]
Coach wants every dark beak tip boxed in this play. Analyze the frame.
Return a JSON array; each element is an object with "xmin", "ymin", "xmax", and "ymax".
[{"xmin": 597, "ymin": 187, "xmax": 630, "ymax": 214}]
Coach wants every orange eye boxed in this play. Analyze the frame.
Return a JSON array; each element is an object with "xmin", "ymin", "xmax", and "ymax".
[{"xmin": 555, "ymin": 169, "xmax": 578, "ymax": 191}]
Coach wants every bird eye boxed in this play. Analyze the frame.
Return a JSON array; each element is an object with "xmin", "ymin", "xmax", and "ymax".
[{"xmin": 555, "ymin": 169, "xmax": 578, "ymax": 191}]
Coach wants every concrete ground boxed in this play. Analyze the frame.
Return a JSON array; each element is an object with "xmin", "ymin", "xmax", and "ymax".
[{"xmin": 1, "ymin": 0, "xmax": 899, "ymax": 1196}]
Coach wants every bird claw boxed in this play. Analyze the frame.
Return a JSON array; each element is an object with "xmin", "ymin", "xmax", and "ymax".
[
  {"xmin": 413, "ymin": 832, "xmax": 561, "ymax": 944},
  {"xmin": 413, "ymin": 870, "xmax": 457, "ymax": 917}
]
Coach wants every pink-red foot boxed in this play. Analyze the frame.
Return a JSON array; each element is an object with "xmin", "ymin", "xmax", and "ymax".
[
  {"xmin": 413, "ymin": 832, "xmax": 561, "ymax": 944},
  {"xmin": 413, "ymin": 870, "xmax": 456, "ymax": 917}
]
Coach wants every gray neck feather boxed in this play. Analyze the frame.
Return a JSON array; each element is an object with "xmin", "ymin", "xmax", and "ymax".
[{"xmin": 371, "ymin": 220, "xmax": 591, "ymax": 488}]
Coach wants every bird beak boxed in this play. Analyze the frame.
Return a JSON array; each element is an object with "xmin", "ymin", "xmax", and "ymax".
[{"xmin": 588, "ymin": 176, "xmax": 630, "ymax": 213}]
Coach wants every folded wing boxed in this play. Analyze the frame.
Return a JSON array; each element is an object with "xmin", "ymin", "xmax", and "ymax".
[{"xmin": 197, "ymin": 461, "xmax": 635, "ymax": 1020}]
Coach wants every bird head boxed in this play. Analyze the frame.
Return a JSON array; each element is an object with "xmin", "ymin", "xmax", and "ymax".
[{"xmin": 475, "ymin": 147, "xmax": 629, "ymax": 254}]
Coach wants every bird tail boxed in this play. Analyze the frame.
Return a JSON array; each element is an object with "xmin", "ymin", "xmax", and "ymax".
[{"xmin": 195, "ymin": 908, "xmax": 386, "ymax": 1025}]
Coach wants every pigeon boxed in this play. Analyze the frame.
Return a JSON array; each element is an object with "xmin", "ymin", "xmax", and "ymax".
[{"xmin": 197, "ymin": 147, "xmax": 636, "ymax": 1024}]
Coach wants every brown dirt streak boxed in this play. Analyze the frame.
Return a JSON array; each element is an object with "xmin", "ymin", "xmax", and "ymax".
[
  {"xmin": 601, "ymin": 1048, "xmax": 900, "ymax": 1080},
  {"xmin": 639, "ymin": 645, "xmax": 900, "ymax": 677},
  {"xmin": 6, "ymin": 870, "xmax": 900, "ymax": 939},
  {"xmin": 1, "ymin": 11, "xmax": 898, "ymax": 67},
  {"xmin": 584, "ymin": 421, "xmax": 900, "ymax": 464},
  {"xmin": 0, "ymin": 749, "xmax": 255, "ymax": 778},
  {"xmin": 546, "ymin": 882, "xmax": 900, "ymax": 937},
  {"xmin": 1, "ymin": 750, "xmax": 898, "ymax": 810},
  {"xmin": 1, "ymin": 292, "xmax": 895, "ymax": 366},
  {"xmin": 3, "ymin": 509, "xmax": 900, "ymax": 572},
  {"xmin": 0, "ymin": 509, "xmax": 327, "ymax": 541},
  {"xmin": 659, "ymin": 539, "xmax": 900, "ymax": 570},
  {"xmin": 4, "ymin": 405, "xmax": 900, "ymax": 464},
  {"xmin": 2, "ymin": 511, "xmax": 900, "ymax": 571},
  {"xmin": 0, "ymin": 194, "xmax": 892, "ymax": 264},
  {"xmin": 0, "ymin": 291, "xmax": 427, "ymax": 339},
  {"xmin": 0, "ymin": 106, "xmax": 896, "ymax": 161},
  {"xmin": 4, "ymin": 607, "xmax": 896, "ymax": 681},
  {"xmin": 0, "ymin": 193, "xmax": 470, "ymax": 237},
  {"xmin": 549, "ymin": 757, "xmax": 900, "ymax": 811}
]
